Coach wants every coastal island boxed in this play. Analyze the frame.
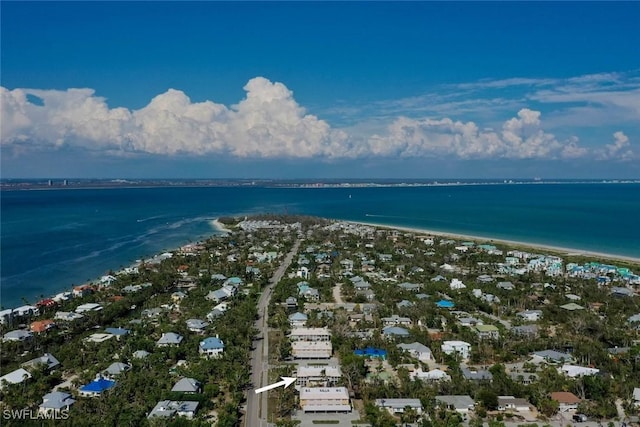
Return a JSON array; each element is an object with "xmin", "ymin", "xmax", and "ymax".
[{"xmin": 1, "ymin": 215, "xmax": 639, "ymax": 426}]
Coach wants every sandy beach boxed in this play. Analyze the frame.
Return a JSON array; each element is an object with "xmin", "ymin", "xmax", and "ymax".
[
  {"xmin": 212, "ymin": 218, "xmax": 233, "ymax": 234},
  {"xmin": 347, "ymin": 220, "xmax": 640, "ymax": 264}
]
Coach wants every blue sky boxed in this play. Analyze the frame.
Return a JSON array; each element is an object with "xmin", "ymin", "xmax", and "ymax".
[{"xmin": 1, "ymin": 1, "xmax": 639, "ymax": 179}]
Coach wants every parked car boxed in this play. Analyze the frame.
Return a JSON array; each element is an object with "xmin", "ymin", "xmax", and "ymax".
[{"xmin": 573, "ymin": 414, "xmax": 588, "ymax": 422}]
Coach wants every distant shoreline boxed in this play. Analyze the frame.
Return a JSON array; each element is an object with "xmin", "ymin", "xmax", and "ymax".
[{"xmin": 346, "ymin": 219, "xmax": 640, "ymax": 264}]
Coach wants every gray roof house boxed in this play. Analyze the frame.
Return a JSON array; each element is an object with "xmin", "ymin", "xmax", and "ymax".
[
  {"xmin": 435, "ymin": 395, "xmax": 475, "ymax": 413},
  {"xmin": 39, "ymin": 391, "xmax": 75, "ymax": 414},
  {"xmin": 382, "ymin": 326, "xmax": 410, "ymax": 338},
  {"xmin": 133, "ymin": 350, "xmax": 150, "ymax": 359},
  {"xmin": 22, "ymin": 353, "xmax": 60, "ymax": 371},
  {"xmin": 103, "ymin": 362, "xmax": 132, "ymax": 377},
  {"xmin": 397, "ymin": 342, "xmax": 432, "ymax": 361},
  {"xmin": 157, "ymin": 332, "xmax": 184, "ymax": 347},
  {"xmin": 186, "ymin": 319, "xmax": 209, "ymax": 333},
  {"xmin": 172, "ymin": 378, "xmax": 201, "ymax": 393},
  {"xmin": 462, "ymin": 368, "xmax": 493, "ymax": 382},
  {"xmin": 375, "ymin": 398, "xmax": 423, "ymax": 415},
  {"xmin": 147, "ymin": 400, "xmax": 199, "ymax": 419},
  {"xmin": 532, "ymin": 350, "xmax": 573, "ymax": 364},
  {"xmin": 0, "ymin": 368, "xmax": 32, "ymax": 389},
  {"xmin": 3, "ymin": 329, "xmax": 33, "ymax": 342}
]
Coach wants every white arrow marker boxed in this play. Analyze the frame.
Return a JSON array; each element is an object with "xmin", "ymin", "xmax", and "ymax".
[{"xmin": 254, "ymin": 376, "xmax": 296, "ymax": 394}]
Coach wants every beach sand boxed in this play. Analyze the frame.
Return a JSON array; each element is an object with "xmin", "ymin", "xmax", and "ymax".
[
  {"xmin": 211, "ymin": 218, "xmax": 233, "ymax": 234},
  {"xmin": 347, "ymin": 220, "xmax": 640, "ymax": 264}
]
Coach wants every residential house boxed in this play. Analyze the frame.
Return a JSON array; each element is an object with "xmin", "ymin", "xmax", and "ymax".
[
  {"xmin": 550, "ymin": 391, "xmax": 581, "ymax": 412},
  {"xmin": 560, "ymin": 364, "xmax": 600, "ymax": 378},
  {"xmin": 398, "ymin": 282, "xmax": 421, "ymax": 292},
  {"xmin": 54, "ymin": 311, "xmax": 84, "ymax": 322},
  {"xmin": 476, "ymin": 324, "xmax": 500, "ymax": 340},
  {"xmin": 133, "ymin": 350, "xmax": 150, "ymax": 359},
  {"xmin": 397, "ymin": 342, "xmax": 432, "ymax": 362},
  {"xmin": 105, "ymin": 327, "xmax": 130, "ymax": 340},
  {"xmin": 462, "ymin": 368, "xmax": 493, "ymax": 382},
  {"xmin": 79, "ymin": 376, "xmax": 116, "ymax": 397},
  {"xmin": 450, "ymin": 278, "xmax": 466, "ymax": 290},
  {"xmin": 497, "ymin": 396, "xmax": 532, "ymax": 412},
  {"xmin": 22, "ymin": 353, "xmax": 60, "ymax": 372},
  {"xmin": 396, "ymin": 300, "xmax": 414, "ymax": 309},
  {"xmin": 517, "ymin": 310, "xmax": 543, "ymax": 322},
  {"xmin": 497, "ymin": 281, "xmax": 515, "ymax": 291},
  {"xmin": 412, "ymin": 368, "xmax": 451, "ymax": 382},
  {"xmin": 75, "ymin": 303, "xmax": 102, "ymax": 313},
  {"xmin": 147, "ymin": 400, "xmax": 199, "ymax": 419},
  {"xmin": 375, "ymin": 398, "xmax": 423, "ymax": 415},
  {"xmin": 103, "ymin": 362, "xmax": 131, "ymax": 378},
  {"xmin": 172, "ymin": 378, "xmax": 201, "ymax": 393},
  {"xmin": 435, "ymin": 395, "xmax": 475, "ymax": 414},
  {"xmin": 39, "ymin": 391, "xmax": 75, "ymax": 415},
  {"xmin": 436, "ymin": 300, "xmax": 455, "ymax": 309},
  {"xmin": 3, "ymin": 329, "xmax": 33, "ymax": 342},
  {"xmin": 382, "ymin": 315, "xmax": 412, "ymax": 327},
  {"xmin": 185, "ymin": 319, "xmax": 209, "ymax": 334},
  {"xmin": 531, "ymin": 350, "xmax": 573, "ymax": 364},
  {"xmin": 0, "ymin": 368, "xmax": 32, "ymax": 389},
  {"xmin": 510, "ymin": 372, "xmax": 538, "ymax": 385},
  {"xmin": 285, "ymin": 297, "xmax": 298, "ymax": 311},
  {"xmin": 633, "ymin": 388, "xmax": 640, "ymax": 407},
  {"xmin": 560, "ymin": 302, "xmax": 585, "ymax": 311},
  {"xmin": 299, "ymin": 387, "xmax": 351, "ymax": 413},
  {"xmin": 199, "ymin": 336, "xmax": 225, "ymax": 358},
  {"xmin": 73, "ymin": 285, "xmax": 93, "ymax": 298},
  {"xmin": 511, "ymin": 325, "xmax": 539, "ymax": 337},
  {"xmin": 441, "ymin": 341, "xmax": 471, "ymax": 359},
  {"xmin": 157, "ymin": 332, "xmax": 183, "ymax": 347},
  {"xmin": 382, "ymin": 326, "xmax": 410, "ymax": 338},
  {"xmin": 289, "ymin": 312, "xmax": 308, "ymax": 328}
]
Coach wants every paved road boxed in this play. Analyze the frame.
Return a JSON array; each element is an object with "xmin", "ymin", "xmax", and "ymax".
[{"xmin": 245, "ymin": 239, "xmax": 301, "ymax": 427}]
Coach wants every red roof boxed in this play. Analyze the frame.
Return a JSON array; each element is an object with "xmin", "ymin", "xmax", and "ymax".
[
  {"xmin": 30, "ymin": 319, "xmax": 55, "ymax": 333},
  {"xmin": 550, "ymin": 391, "xmax": 581, "ymax": 404},
  {"xmin": 36, "ymin": 298, "xmax": 57, "ymax": 308}
]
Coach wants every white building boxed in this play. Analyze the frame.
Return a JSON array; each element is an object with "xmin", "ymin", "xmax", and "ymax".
[
  {"xmin": 295, "ymin": 365, "xmax": 341, "ymax": 388},
  {"xmin": 375, "ymin": 398, "xmax": 423, "ymax": 415},
  {"xmin": 292, "ymin": 341, "xmax": 332, "ymax": 359},
  {"xmin": 289, "ymin": 327, "xmax": 331, "ymax": 342},
  {"xmin": 441, "ymin": 340, "xmax": 471, "ymax": 359},
  {"xmin": 299, "ymin": 387, "xmax": 351, "ymax": 413}
]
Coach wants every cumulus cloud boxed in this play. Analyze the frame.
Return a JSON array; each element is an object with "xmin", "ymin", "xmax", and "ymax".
[
  {"xmin": 1, "ymin": 78, "xmax": 349, "ymax": 158},
  {"xmin": 0, "ymin": 78, "xmax": 630, "ymax": 161},
  {"xmin": 366, "ymin": 108, "xmax": 584, "ymax": 160},
  {"xmin": 598, "ymin": 131, "xmax": 634, "ymax": 160}
]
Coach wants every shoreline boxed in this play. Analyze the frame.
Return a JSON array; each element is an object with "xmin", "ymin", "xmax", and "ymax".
[
  {"xmin": 346, "ymin": 219, "xmax": 640, "ymax": 264},
  {"xmin": 4, "ymin": 216, "xmax": 639, "ymax": 312}
]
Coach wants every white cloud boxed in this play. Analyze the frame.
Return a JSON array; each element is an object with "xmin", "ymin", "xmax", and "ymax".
[
  {"xmin": 0, "ymin": 77, "xmax": 633, "ymax": 162},
  {"xmin": 598, "ymin": 131, "xmax": 634, "ymax": 160}
]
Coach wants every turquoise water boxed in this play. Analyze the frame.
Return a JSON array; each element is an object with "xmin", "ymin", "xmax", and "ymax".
[{"xmin": 1, "ymin": 183, "xmax": 639, "ymax": 308}]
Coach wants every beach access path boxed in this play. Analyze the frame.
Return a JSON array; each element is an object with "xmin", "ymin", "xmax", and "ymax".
[{"xmin": 245, "ymin": 238, "xmax": 301, "ymax": 427}]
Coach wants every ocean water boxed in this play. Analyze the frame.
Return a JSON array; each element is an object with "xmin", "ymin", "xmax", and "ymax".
[{"xmin": 1, "ymin": 183, "xmax": 639, "ymax": 308}]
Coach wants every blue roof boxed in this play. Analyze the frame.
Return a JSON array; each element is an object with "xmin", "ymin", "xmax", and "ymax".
[
  {"xmin": 436, "ymin": 300, "xmax": 455, "ymax": 308},
  {"xmin": 200, "ymin": 337, "xmax": 224, "ymax": 350},
  {"xmin": 105, "ymin": 327, "xmax": 130, "ymax": 336},
  {"xmin": 354, "ymin": 347, "xmax": 387, "ymax": 357},
  {"xmin": 80, "ymin": 378, "xmax": 116, "ymax": 393}
]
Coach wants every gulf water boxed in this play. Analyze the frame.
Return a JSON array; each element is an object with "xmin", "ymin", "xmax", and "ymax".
[{"xmin": 1, "ymin": 183, "xmax": 639, "ymax": 308}]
